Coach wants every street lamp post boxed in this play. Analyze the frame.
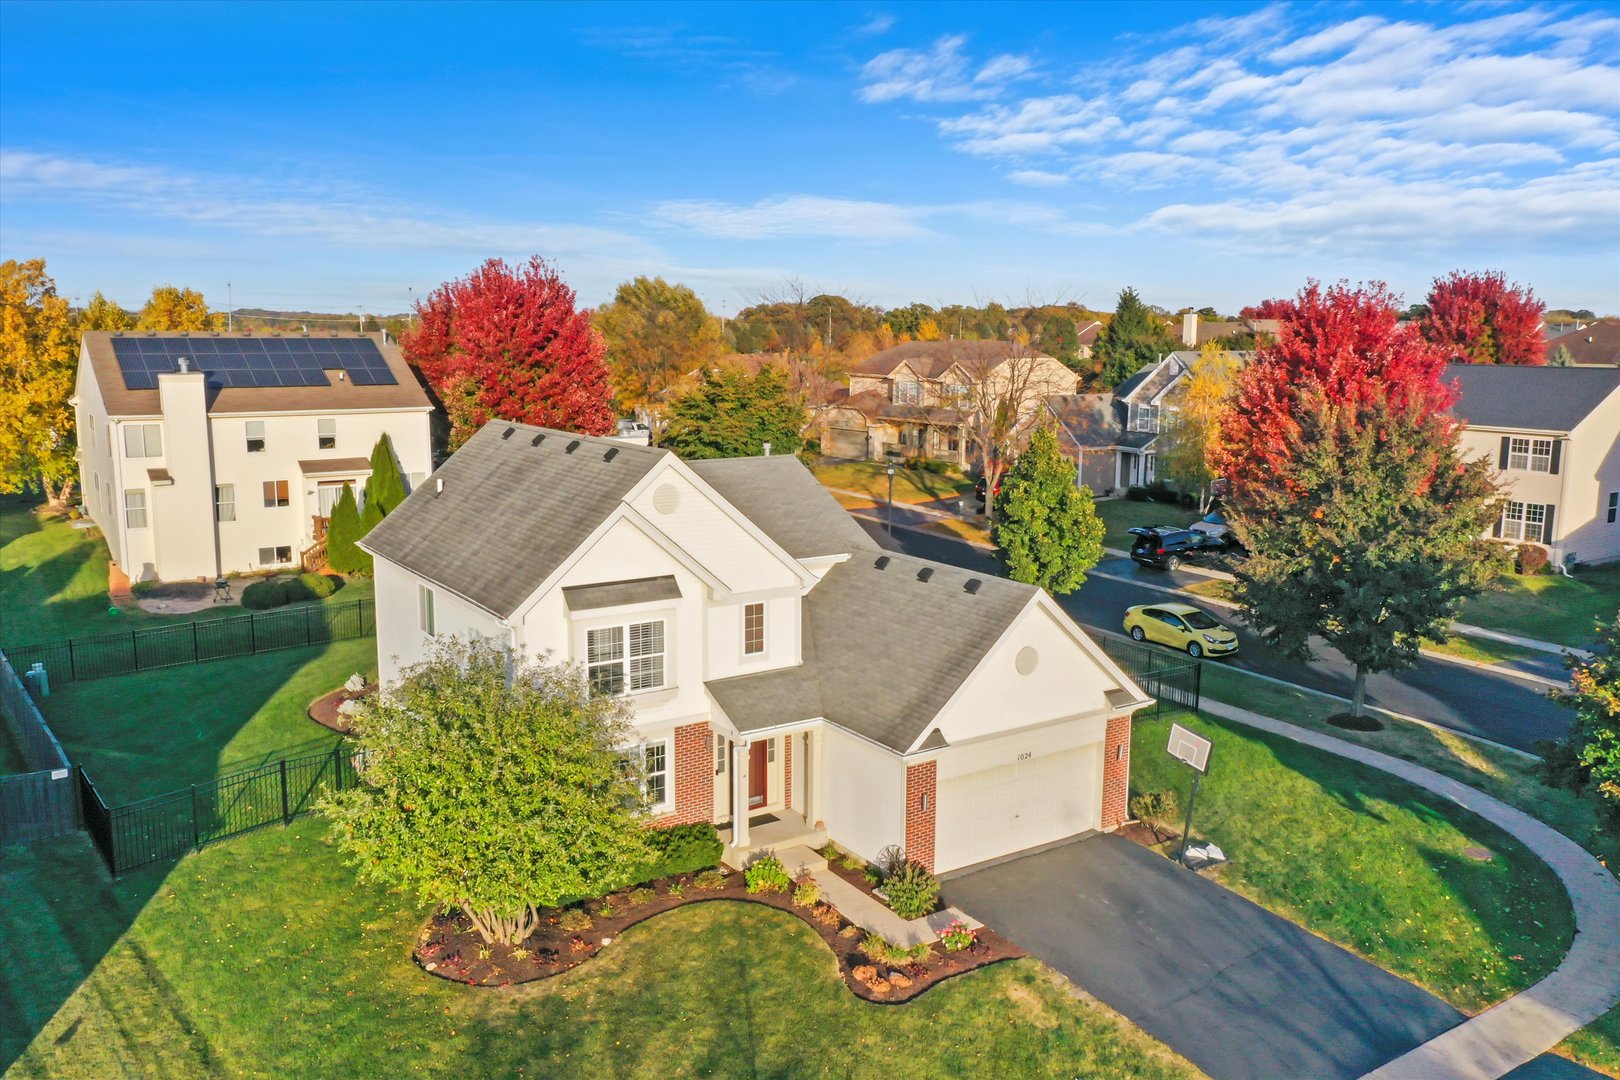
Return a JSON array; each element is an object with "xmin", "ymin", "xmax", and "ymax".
[{"xmin": 886, "ymin": 461, "xmax": 896, "ymax": 535}]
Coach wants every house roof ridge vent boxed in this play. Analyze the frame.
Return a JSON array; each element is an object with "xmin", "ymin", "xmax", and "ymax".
[
  {"xmin": 917, "ymin": 567, "xmax": 934, "ymax": 582},
  {"xmin": 874, "ymin": 555, "xmax": 891, "ymax": 570},
  {"xmin": 963, "ymin": 578, "xmax": 982, "ymax": 594}
]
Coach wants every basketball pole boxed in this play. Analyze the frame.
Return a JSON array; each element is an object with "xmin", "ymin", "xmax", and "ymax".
[{"xmin": 1175, "ymin": 770, "xmax": 1201, "ymax": 867}]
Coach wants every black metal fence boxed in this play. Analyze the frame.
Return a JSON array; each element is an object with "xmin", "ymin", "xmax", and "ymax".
[
  {"xmin": 1099, "ymin": 635, "xmax": 1203, "ymax": 716},
  {"xmin": 5, "ymin": 599, "xmax": 374, "ymax": 685},
  {"xmin": 78, "ymin": 743, "xmax": 361, "ymax": 875}
]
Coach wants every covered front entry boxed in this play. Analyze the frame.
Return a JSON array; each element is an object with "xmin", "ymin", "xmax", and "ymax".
[
  {"xmin": 934, "ymin": 745, "xmax": 1098, "ymax": 873},
  {"xmin": 714, "ymin": 728, "xmax": 817, "ymax": 852}
]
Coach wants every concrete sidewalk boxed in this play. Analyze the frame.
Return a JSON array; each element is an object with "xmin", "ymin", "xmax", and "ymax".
[{"xmin": 1200, "ymin": 699, "xmax": 1620, "ymax": 1080}]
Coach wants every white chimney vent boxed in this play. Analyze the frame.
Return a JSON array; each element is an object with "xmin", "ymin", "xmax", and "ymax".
[
  {"xmin": 177, "ymin": 356, "xmax": 191, "ymax": 373},
  {"xmin": 435, "ymin": 477, "xmax": 444, "ymax": 496}
]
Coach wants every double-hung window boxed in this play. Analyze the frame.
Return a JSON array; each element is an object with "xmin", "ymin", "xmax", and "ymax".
[
  {"xmin": 587, "ymin": 620, "xmax": 666, "ymax": 695},
  {"xmin": 1501, "ymin": 501, "xmax": 1549, "ymax": 543},
  {"xmin": 1507, "ymin": 437, "xmax": 1553, "ymax": 472},
  {"xmin": 1608, "ymin": 492, "xmax": 1618, "ymax": 525},
  {"xmin": 215, "ymin": 484, "xmax": 236, "ymax": 523},
  {"xmin": 1130, "ymin": 404, "xmax": 1160, "ymax": 433},
  {"xmin": 122, "ymin": 423, "xmax": 162, "ymax": 458},
  {"xmin": 634, "ymin": 741, "xmax": 669, "ymax": 809},
  {"xmin": 743, "ymin": 603, "xmax": 766, "ymax": 655},
  {"xmin": 123, "ymin": 489, "xmax": 147, "ymax": 529},
  {"xmin": 418, "ymin": 584, "xmax": 436, "ymax": 634},
  {"xmin": 263, "ymin": 480, "xmax": 289, "ymax": 507},
  {"xmin": 317, "ymin": 418, "xmax": 336, "ymax": 450},
  {"xmin": 895, "ymin": 381, "xmax": 922, "ymax": 405},
  {"xmin": 245, "ymin": 420, "xmax": 266, "ymax": 453}
]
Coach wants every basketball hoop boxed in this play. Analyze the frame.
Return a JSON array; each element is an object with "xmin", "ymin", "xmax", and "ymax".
[{"xmin": 1167, "ymin": 723, "xmax": 1214, "ymax": 867}]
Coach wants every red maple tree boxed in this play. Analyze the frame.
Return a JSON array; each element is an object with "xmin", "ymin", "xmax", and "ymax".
[
  {"xmin": 1420, "ymin": 269, "xmax": 1545, "ymax": 365},
  {"xmin": 1238, "ymin": 298, "xmax": 1294, "ymax": 320},
  {"xmin": 1216, "ymin": 280, "xmax": 1457, "ymax": 493},
  {"xmin": 403, "ymin": 256, "xmax": 615, "ymax": 447}
]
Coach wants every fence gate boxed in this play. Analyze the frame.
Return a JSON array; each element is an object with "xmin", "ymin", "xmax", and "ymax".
[{"xmin": 0, "ymin": 769, "xmax": 78, "ymax": 845}]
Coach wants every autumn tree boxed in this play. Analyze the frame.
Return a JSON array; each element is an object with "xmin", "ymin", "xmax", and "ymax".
[
  {"xmin": 659, "ymin": 364, "xmax": 806, "ymax": 459},
  {"xmin": 953, "ymin": 338, "xmax": 1078, "ymax": 523},
  {"xmin": 319, "ymin": 637, "xmax": 654, "ymax": 946},
  {"xmin": 1421, "ymin": 270, "xmax": 1545, "ymax": 366},
  {"xmin": 136, "ymin": 285, "xmax": 220, "ymax": 331},
  {"xmin": 404, "ymin": 256, "xmax": 614, "ymax": 448},
  {"xmin": 77, "ymin": 291, "xmax": 133, "ymax": 331},
  {"xmin": 0, "ymin": 259, "xmax": 78, "ymax": 506},
  {"xmin": 594, "ymin": 277, "xmax": 723, "ymax": 424},
  {"xmin": 1212, "ymin": 281, "xmax": 1502, "ymax": 717},
  {"xmin": 1159, "ymin": 342, "xmax": 1239, "ymax": 510},
  {"xmin": 992, "ymin": 425, "xmax": 1104, "ymax": 594},
  {"xmin": 1095, "ymin": 287, "xmax": 1177, "ymax": 388},
  {"xmin": 1547, "ymin": 614, "xmax": 1620, "ymax": 837}
]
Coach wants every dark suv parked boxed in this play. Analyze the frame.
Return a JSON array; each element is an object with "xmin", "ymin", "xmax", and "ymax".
[{"xmin": 1127, "ymin": 526, "xmax": 1213, "ymax": 571}]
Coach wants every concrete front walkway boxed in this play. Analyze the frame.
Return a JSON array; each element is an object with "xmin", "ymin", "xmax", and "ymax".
[
  {"xmin": 773, "ymin": 844, "xmax": 981, "ymax": 948},
  {"xmin": 1200, "ymin": 700, "xmax": 1620, "ymax": 1080}
]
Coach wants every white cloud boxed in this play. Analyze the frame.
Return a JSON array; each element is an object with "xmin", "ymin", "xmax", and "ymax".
[
  {"xmin": 857, "ymin": 7, "xmax": 1620, "ymax": 256},
  {"xmin": 858, "ymin": 35, "xmax": 1032, "ymax": 103},
  {"xmin": 855, "ymin": 12, "xmax": 896, "ymax": 36},
  {"xmin": 651, "ymin": 195, "xmax": 934, "ymax": 240}
]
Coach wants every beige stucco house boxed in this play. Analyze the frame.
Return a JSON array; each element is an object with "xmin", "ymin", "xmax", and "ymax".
[
  {"xmin": 818, "ymin": 341, "xmax": 1078, "ymax": 465},
  {"xmin": 1448, "ymin": 363, "xmax": 1620, "ymax": 567}
]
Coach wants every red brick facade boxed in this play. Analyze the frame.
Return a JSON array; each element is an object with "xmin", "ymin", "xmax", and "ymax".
[
  {"xmin": 1102, "ymin": 715, "xmax": 1131, "ymax": 831},
  {"xmin": 655, "ymin": 720, "xmax": 713, "ymax": 826},
  {"xmin": 783, "ymin": 734, "xmax": 793, "ymax": 811},
  {"xmin": 904, "ymin": 760, "xmax": 938, "ymax": 872}
]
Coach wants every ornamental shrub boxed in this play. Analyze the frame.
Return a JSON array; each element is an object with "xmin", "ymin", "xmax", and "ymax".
[
  {"xmin": 324, "ymin": 484, "xmax": 370, "ymax": 574},
  {"xmin": 619, "ymin": 822, "xmax": 722, "ymax": 887},
  {"xmin": 1129, "ymin": 789, "xmax": 1180, "ymax": 834},
  {"xmin": 558, "ymin": 908, "xmax": 593, "ymax": 932},
  {"xmin": 882, "ymin": 860, "xmax": 940, "ymax": 920},
  {"xmin": 1515, "ymin": 543, "xmax": 1550, "ymax": 575},
  {"xmin": 939, "ymin": 919, "xmax": 977, "ymax": 952},
  {"xmin": 240, "ymin": 573, "xmax": 341, "ymax": 610},
  {"xmin": 744, "ymin": 853, "xmax": 791, "ymax": 894},
  {"xmin": 791, "ymin": 875, "xmax": 821, "ymax": 908}
]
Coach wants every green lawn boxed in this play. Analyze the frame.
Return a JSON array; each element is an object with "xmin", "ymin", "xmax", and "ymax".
[
  {"xmin": 810, "ymin": 460, "xmax": 973, "ymax": 505},
  {"xmin": 37, "ymin": 639, "xmax": 372, "ymax": 802},
  {"xmin": 1094, "ymin": 498, "xmax": 1202, "ymax": 550},
  {"xmin": 0, "ymin": 498, "xmax": 373, "ymax": 646},
  {"xmin": 1460, "ymin": 564, "xmax": 1620, "ymax": 648},
  {"xmin": 1132, "ymin": 710, "xmax": 1573, "ymax": 1014},
  {"xmin": 2, "ymin": 821, "xmax": 1198, "ymax": 1078}
]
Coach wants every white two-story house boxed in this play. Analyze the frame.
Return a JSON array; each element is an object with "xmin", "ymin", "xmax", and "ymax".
[
  {"xmin": 361, "ymin": 421, "xmax": 1151, "ymax": 874},
  {"xmin": 1448, "ymin": 363, "xmax": 1620, "ymax": 567},
  {"xmin": 73, "ymin": 331, "xmax": 434, "ymax": 582}
]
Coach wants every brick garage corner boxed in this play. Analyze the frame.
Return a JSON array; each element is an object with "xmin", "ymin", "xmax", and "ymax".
[
  {"xmin": 656, "ymin": 721, "xmax": 713, "ymax": 827},
  {"xmin": 904, "ymin": 760, "xmax": 937, "ymax": 872},
  {"xmin": 1102, "ymin": 715, "xmax": 1131, "ymax": 831}
]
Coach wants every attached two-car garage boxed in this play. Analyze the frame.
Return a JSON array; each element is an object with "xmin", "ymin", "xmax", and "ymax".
[{"xmin": 933, "ymin": 743, "xmax": 1100, "ymax": 874}]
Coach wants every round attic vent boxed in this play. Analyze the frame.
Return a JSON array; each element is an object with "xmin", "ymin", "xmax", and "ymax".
[
  {"xmin": 1015, "ymin": 646, "xmax": 1039, "ymax": 675},
  {"xmin": 653, "ymin": 483, "xmax": 681, "ymax": 515}
]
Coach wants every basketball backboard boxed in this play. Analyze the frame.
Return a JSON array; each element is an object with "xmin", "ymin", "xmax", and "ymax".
[{"xmin": 1167, "ymin": 723, "xmax": 1212, "ymax": 773}]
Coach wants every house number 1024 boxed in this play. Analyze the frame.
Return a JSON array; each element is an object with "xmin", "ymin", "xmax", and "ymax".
[{"xmin": 1016, "ymin": 751, "xmax": 1033, "ymax": 761}]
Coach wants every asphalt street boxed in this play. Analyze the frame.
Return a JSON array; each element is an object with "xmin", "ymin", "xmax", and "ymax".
[{"xmin": 854, "ymin": 517, "xmax": 1574, "ymax": 752}]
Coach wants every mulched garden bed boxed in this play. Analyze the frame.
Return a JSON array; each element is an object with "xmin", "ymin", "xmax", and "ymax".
[
  {"xmin": 414, "ymin": 867, "xmax": 1024, "ymax": 1003},
  {"xmin": 307, "ymin": 683, "xmax": 376, "ymax": 734}
]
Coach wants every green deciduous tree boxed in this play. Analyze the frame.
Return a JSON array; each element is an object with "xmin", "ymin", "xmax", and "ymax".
[
  {"xmin": 1212, "ymin": 281, "xmax": 1502, "ymax": 717},
  {"xmin": 991, "ymin": 425, "xmax": 1104, "ymax": 595},
  {"xmin": 1039, "ymin": 313, "xmax": 1080, "ymax": 367},
  {"xmin": 136, "ymin": 285, "xmax": 221, "ymax": 331},
  {"xmin": 324, "ymin": 484, "xmax": 369, "ymax": 574},
  {"xmin": 659, "ymin": 364, "xmax": 806, "ymax": 459},
  {"xmin": 0, "ymin": 258, "xmax": 78, "ymax": 506},
  {"xmin": 595, "ymin": 277, "xmax": 724, "ymax": 423},
  {"xmin": 1095, "ymin": 287, "xmax": 1177, "ymax": 388},
  {"xmin": 1552, "ymin": 614, "xmax": 1620, "ymax": 836},
  {"xmin": 77, "ymin": 291, "xmax": 134, "ymax": 331},
  {"xmin": 319, "ymin": 637, "xmax": 654, "ymax": 945}
]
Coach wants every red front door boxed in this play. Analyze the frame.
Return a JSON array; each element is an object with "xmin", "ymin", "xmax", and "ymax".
[{"xmin": 748, "ymin": 740, "xmax": 768, "ymax": 808}]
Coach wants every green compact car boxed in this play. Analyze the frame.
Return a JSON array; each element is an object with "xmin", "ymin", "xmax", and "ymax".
[{"xmin": 1123, "ymin": 603, "xmax": 1239, "ymax": 659}]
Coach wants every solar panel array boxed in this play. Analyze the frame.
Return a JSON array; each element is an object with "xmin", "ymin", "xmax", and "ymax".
[{"xmin": 109, "ymin": 336, "xmax": 398, "ymax": 390}]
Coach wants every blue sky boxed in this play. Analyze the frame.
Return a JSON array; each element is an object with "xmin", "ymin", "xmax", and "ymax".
[{"xmin": 2, "ymin": 0, "xmax": 1617, "ymax": 317}]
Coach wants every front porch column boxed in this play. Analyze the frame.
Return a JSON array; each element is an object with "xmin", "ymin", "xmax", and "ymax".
[{"xmin": 731, "ymin": 740, "xmax": 751, "ymax": 848}]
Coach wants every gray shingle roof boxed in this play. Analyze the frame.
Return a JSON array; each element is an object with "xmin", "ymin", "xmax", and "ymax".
[
  {"xmin": 687, "ymin": 456, "xmax": 870, "ymax": 560},
  {"xmin": 706, "ymin": 548, "xmax": 1037, "ymax": 752},
  {"xmin": 1446, "ymin": 363, "xmax": 1620, "ymax": 433},
  {"xmin": 563, "ymin": 576, "xmax": 680, "ymax": 612},
  {"xmin": 360, "ymin": 421, "xmax": 669, "ymax": 617}
]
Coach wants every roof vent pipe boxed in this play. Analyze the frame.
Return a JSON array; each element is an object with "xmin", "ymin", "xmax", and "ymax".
[
  {"xmin": 434, "ymin": 477, "xmax": 444, "ymax": 497},
  {"xmin": 874, "ymin": 556, "xmax": 890, "ymax": 570},
  {"xmin": 177, "ymin": 356, "xmax": 190, "ymax": 373},
  {"xmin": 917, "ymin": 567, "xmax": 934, "ymax": 582},
  {"xmin": 762, "ymin": 441, "xmax": 772, "ymax": 457}
]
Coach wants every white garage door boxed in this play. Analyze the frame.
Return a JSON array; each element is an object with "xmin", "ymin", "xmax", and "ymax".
[{"xmin": 934, "ymin": 746, "xmax": 1098, "ymax": 873}]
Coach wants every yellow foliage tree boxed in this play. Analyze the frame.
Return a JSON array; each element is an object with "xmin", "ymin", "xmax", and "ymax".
[
  {"xmin": 1159, "ymin": 341, "xmax": 1238, "ymax": 509},
  {"xmin": 0, "ymin": 259, "xmax": 78, "ymax": 505},
  {"xmin": 915, "ymin": 317, "xmax": 946, "ymax": 341},
  {"xmin": 137, "ymin": 285, "xmax": 221, "ymax": 331},
  {"xmin": 593, "ymin": 276, "xmax": 722, "ymax": 423},
  {"xmin": 78, "ymin": 290, "xmax": 134, "ymax": 331}
]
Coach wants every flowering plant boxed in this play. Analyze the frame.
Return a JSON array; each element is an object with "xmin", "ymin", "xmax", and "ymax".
[{"xmin": 939, "ymin": 919, "xmax": 977, "ymax": 952}]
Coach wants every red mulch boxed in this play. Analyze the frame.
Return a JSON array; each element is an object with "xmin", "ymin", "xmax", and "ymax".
[
  {"xmin": 307, "ymin": 685, "xmax": 374, "ymax": 734},
  {"xmin": 1116, "ymin": 822, "xmax": 1177, "ymax": 849},
  {"xmin": 414, "ymin": 869, "xmax": 1023, "ymax": 1003}
]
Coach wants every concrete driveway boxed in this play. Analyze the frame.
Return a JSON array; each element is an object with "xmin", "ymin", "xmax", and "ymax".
[{"xmin": 943, "ymin": 835, "xmax": 1595, "ymax": 1080}]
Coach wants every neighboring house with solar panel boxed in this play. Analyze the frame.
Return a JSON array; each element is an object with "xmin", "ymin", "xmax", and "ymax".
[
  {"xmin": 1447, "ymin": 362, "xmax": 1620, "ymax": 567},
  {"xmin": 72, "ymin": 330, "xmax": 434, "ymax": 583},
  {"xmin": 359, "ymin": 420, "xmax": 1153, "ymax": 874}
]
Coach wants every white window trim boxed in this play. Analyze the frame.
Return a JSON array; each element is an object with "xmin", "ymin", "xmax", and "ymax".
[
  {"xmin": 257, "ymin": 545, "xmax": 293, "ymax": 565},
  {"xmin": 586, "ymin": 618, "xmax": 668, "ymax": 696},
  {"xmin": 1501, "ymin": 500, "xmax": 1549, "ymax": 543},
  {"xmin": 215, "ymin": 484, "xmax": 236, "ymax": 523},
  {"xmin": 1507, "ymin": 437, "xmax": 1553, "ymax": 473},
  {"xmin": 123, "ymin": 423, "xmax": 162, "ymax": 459},
  {"xmin": 246, "ymin": 420, "xmax": 266, "ymax": 453},
  {"xmin": 317, "ymin": 417, "xmax": 337, "ymax": 449},
  {"xmin": 123, "ymin": 489, "xmax": 148, "ymax": 529},
  {"xmin": 418, "ymin": 584, "xmax": 436, "ymax": 635},
  {"xmin": 629, "ymin": 739, "xmax": 672, "ymax": 814},
  {"xmin": 742, "ymin": 601, "xmax": 766, "ymax": 659}
]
